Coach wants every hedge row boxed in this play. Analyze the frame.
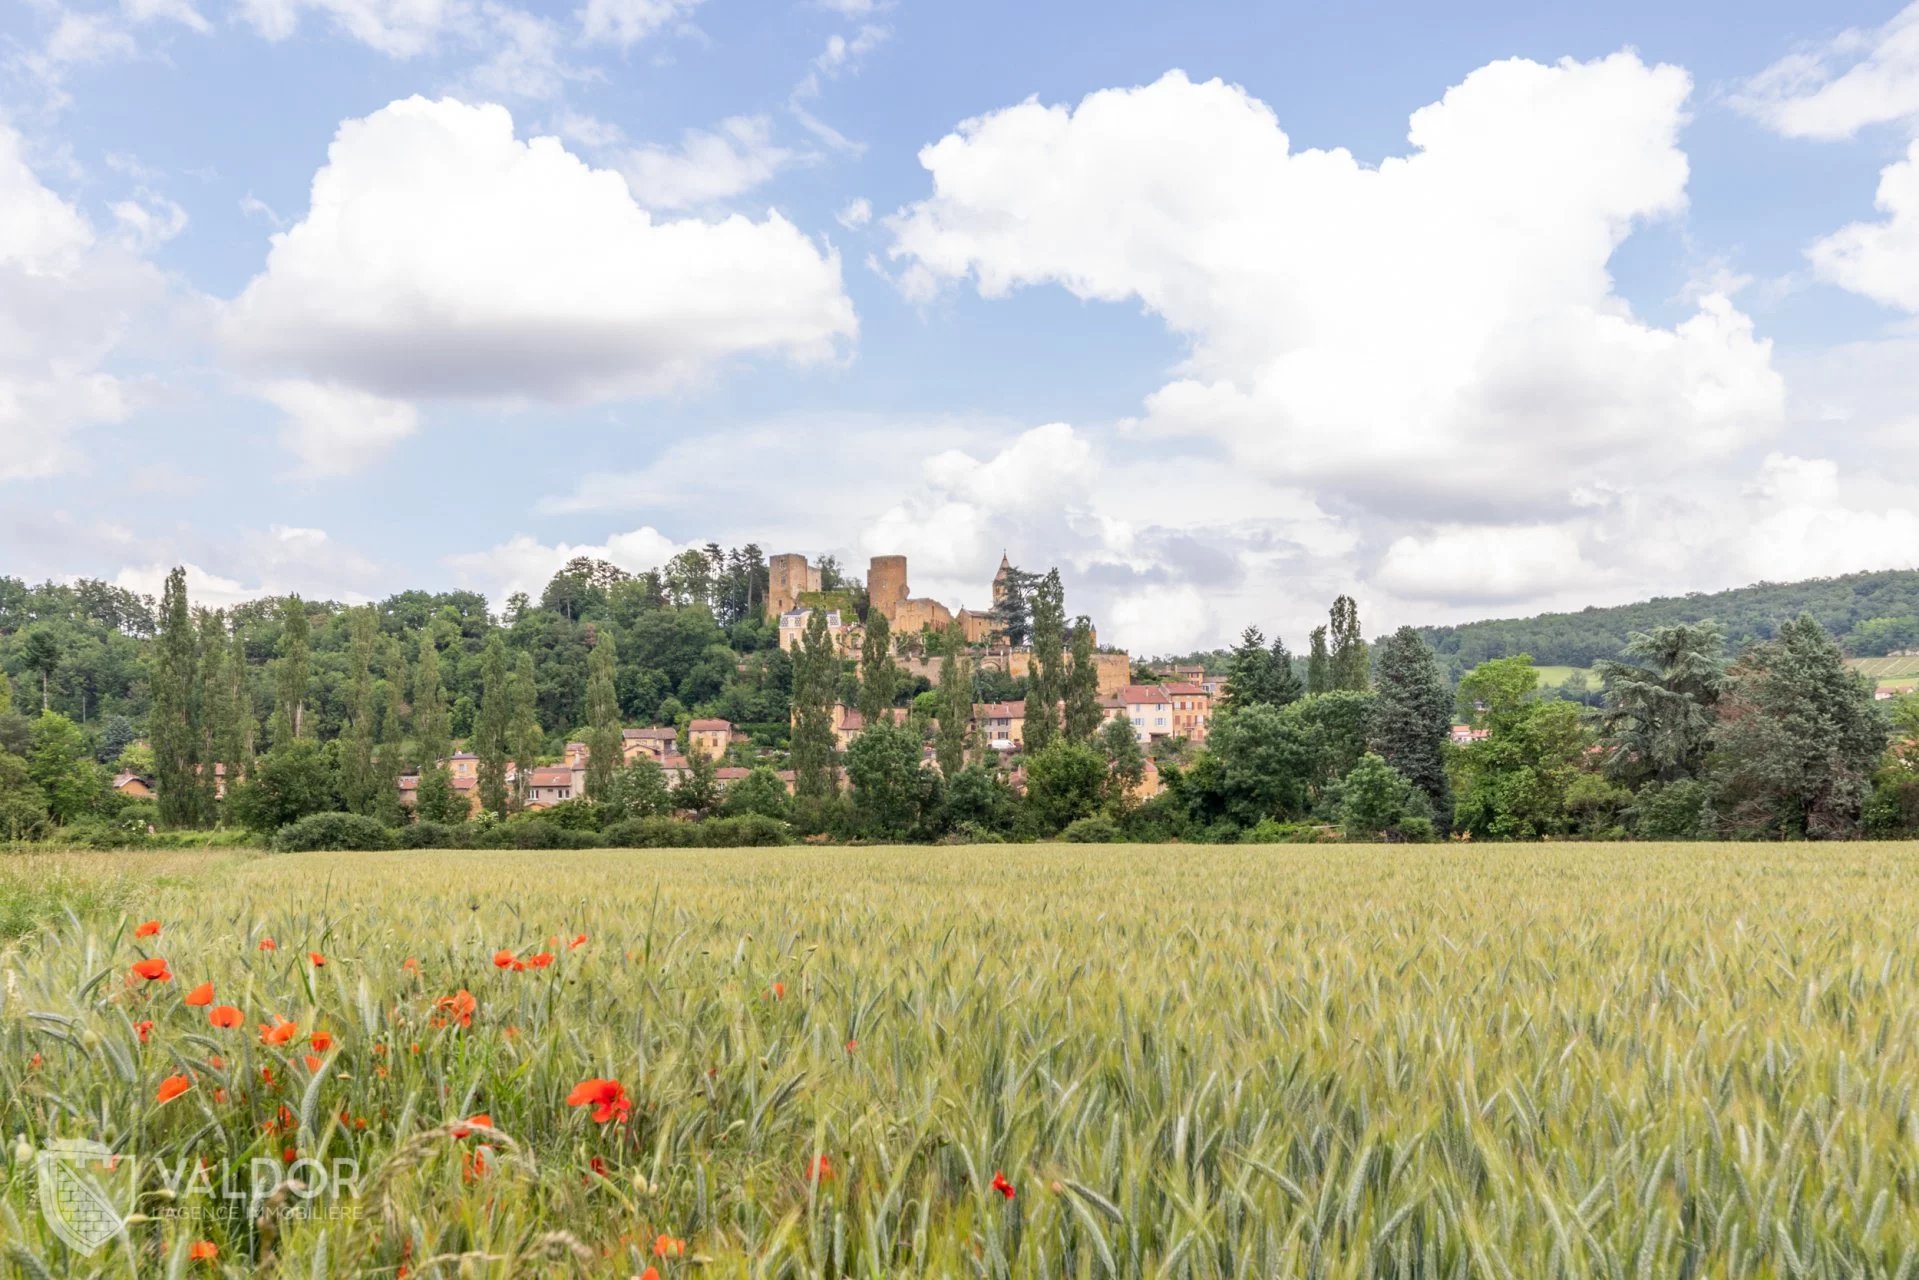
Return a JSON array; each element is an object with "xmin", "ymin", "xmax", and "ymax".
[{"xmin": 270, "ymin": 812, "xmax": 793, "ymax": 853}]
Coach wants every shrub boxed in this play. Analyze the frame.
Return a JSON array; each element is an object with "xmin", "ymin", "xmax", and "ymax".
[
  {"xmin": 600, "ymin": 816, "xmax": 791, "ymax": 848},
  {"xmin": 1061, "ymin": 815, "xmax": 1119, "ymax": 843},
  {"xmin": 532, "ymin": 798, "xmax": 603, "ymax": 832},
  {"xmin": 271, "ymin": 812, "xmax": 394, "ymax": 853},
  {"xmin": 59, "ymin": 819, "xmax": 145, "ymax": 850},
  {"xmin": 398, "ymin": 821, "xmax": 459, "ymax": 850},
  {"xmin": 1244, "ymin": 819, "xmax": 1335, "ymax": 844}
]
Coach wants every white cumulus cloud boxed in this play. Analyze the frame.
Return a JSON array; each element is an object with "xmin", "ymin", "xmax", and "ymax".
[
  {"xmin": 889, "ymin": 59, "xmax": 1784, "ymax": 518},
  {"xmin": 1734, "ymin": 4, "xmax": 1919, "ymax": 139},
  {"xmin": 222, "ymin": 96, "xmax": 857, "ymax": 463}
]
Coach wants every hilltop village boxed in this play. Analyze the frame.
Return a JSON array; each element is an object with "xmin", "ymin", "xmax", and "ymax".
[{"xmin": 367, "ymin": 551, "xmax": 1210, "ymax": 817}]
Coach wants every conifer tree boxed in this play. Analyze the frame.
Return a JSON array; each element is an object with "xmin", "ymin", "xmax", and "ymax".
[
  {"xmin": 1306, "ymin": 626, "xmax": 1331, "ymax": 695},
  {"xmin": 935, "ymin": 623, "xmax": 971, "ymax": 777},
  {"xmin": 1269, "ymin": 634, "xmax": 1304, "ymax": 706},
  {"xmin": 1224, "ymin": 626, "xmax": 1275, "ymax": 711},
  {"xmin": 857, "ymin": 610, "xmax": 899, "ymax": 725},
  {"xmin": 1368, "ymin": 625, "xmax": 1452, "ymax": 828},
  {"xmin": 474, "ymin": 634, "xmax": 511, "ymax": 816},
  {"xmin": 152, "ymin": 567, "xmax": 200, "ymax": 828},
  {"xmin": 1063, "ymin": 618, "xmax": 1102, "ymax": 743},
  {"xmin": 269, "ymin": 596, "xmax": 311, "ymax": 746},
  {"xmin": 339, "ymin": 607, "xmax": 381, "ymax": 815},
  {"xmin": 791, "ymin": 609, "xmax": 839, "ymax": 800},
  {"xmin": 1025, "ymin": 569, "xmax": 1065, "ymax": 752},
  {"xmin": 1329, "ymin": 595, "xmax": 1369, "ymax": 691},
  {"xmin": 585, "ymin": 628, "xmax": 622, "ymax": 801}
]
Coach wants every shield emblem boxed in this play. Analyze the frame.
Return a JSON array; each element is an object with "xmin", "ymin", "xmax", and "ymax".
[{"xmin": 35, "ymin": 1139, "xmax": 125, "ymax": 1255}]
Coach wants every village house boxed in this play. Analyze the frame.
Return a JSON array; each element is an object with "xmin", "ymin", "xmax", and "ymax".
[
  {"xmin": 687, "ymin": 718, "xmax": 735, "ymax": 758},
  {"xmin": 621, "ymin": 726, "xmax": 677, "ymax": 763},
  {"xmin": 524, "ymin": 765, "xmax": 580, "ymax": 809},
  {"xmin": 1106, "ymin": 685, "xmax": 1175, "ymax": 744},
  {"xmin": 1163, "ymin": 681, "xmax": 1213, "ymax": 742},
  {"xmin": 111, "ymin": 771, "xmax": 154, "ymax": 799},
  {"xmin": 1450, "ymin": 724, "xmax": 1490, "ymax": 745},
  {"xmin": 973, "ymin": 700, "xmax": 1025, "ymax": 750}
]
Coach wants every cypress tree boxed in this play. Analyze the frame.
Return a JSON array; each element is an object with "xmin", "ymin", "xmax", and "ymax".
[
  {"xmin": 935, "ymin": 623, "xmax": 970, "ymax": 777},
  {"xmin": 270, "ymin": 596, "xmax": 311, "ymax": 746},
  {"xmin": 1224, "ymin": 626, "xmax": 1275, "ymax": 711},
  {"xmin": 1368, "ymin": 626, "xmax": 1453, "ymax": 829},
  {"xmin": 1063, "ymin": 617, "xmax": 1102, "ymax": 743},
  {"xmin": 857, "ymin": 610, "xmax": 899, "ymax": 725},
  {"xmin": 585, "ymin": 628, "xmax": 622, "ymax": 801},
  {"xmin": 474, "ymin": 634, "xmax": 511, "ymax": 816},
  {"xmin": 152, "ymin": 567, "xmax": 200, "ymax": 828},
  {"xmin": 339, "ymin": 607, "xmax": 380, "ymax": 815},
  {"xmin": 1306, "ymin": 626, "xmax": 1331, "ymax": 695}
]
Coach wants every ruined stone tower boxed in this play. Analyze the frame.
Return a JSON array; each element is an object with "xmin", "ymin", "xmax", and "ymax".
[
  {"xmin": 767, "ymin": 553, "xmax": 821, "ymax": 620},
  {"xmin": 991, "ymin": 551, "xmax": 1012, "ymax": 608},
  {"xmin": 867, "ymin": 555, "xmax": 909, "ymax": 622}
]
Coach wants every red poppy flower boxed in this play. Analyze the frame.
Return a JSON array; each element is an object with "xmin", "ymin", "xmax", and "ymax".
[
  {"xmin": 208, "ymin": 1005, "xmax": 243, "ymax": 1029},
  {"xmin": 185, "ymin": 981, "xmax": 214, "ymax": 1006},
  {"xmin": 134, "ymin": 920, "xmax": 161, "ymax": 938},
  {"xmin": 588, "ymin": 1155, "xmax": 608, "ymax": 1179},
  {"xmin": 302, "ymin": 1054, "xmax": 323, "ymax": 1072},
  {"xmin": 157, "ymin": 1073, "xmax": 193, "ymax": 1104},
  {"xmin": 131, "ymin": 957, "xmax": 172, "ymax": 982},
  {"xmin": 462, "ymin": 1146, "xmax": 490, "ymax": 1181},
  {"xmin": 526, "ymin": 952, "xmax": 554, "ymax": 969},
  {"xmin": 640, "ymin": 1270, "xmax": 660, "ymax": 1280},
  {"xmin": 258, "ymin": 938, "xmax": 277, "ymax": 951},
  {"xmin": 435, "ymin": 989, "xmax": 477, "ymax": 1028},
  {"xmin": 992, "ymin": 1170, "xmax": 1016, "ymax": 1199},
  {"xmin": 451, "ymin": 1114, "xmax": 493, "ymax": 1139},
  {"xmin": 565, "ymin": 1077, "xmax": 631, "ymax": 1124},
  {"xmin": 187, "ymin": 1240, "xmax": 217, "ymax": 1261},
  {"xmin": 402, "ymin": 956, "xmax": 420, "ymax": 973},
  {"xmin": 652, "ymin": 1235, "xmax": 685, "ymax": 1258},
  {"xmin": 260, "ymin": 1016, "xmax": 299, "ymax": 1046},
  {"xmin": 492, "ymin": 950, "xmax": 517, "ymax": 969},
  {"xmin": 309, "ymin": 1031, "xmax": 333, "ymax": 1052},
  {"xmin": 135, "ymin": 1020, "xmax": 154, "ymax": 1044},
  {"xmin": 772, "ymin": 981, "xmax": 785, "ymax": 1000},
  {"xmin": 568, "ymin": 933, "xmax": 588, "ymax": 949},
  {"xmin": 806, "ymin": 1154, "xmax": 834, "ymax": 1183},
  {"xmin": 208, "ymin": 1055, "xmax": 225, "ymax": 1069},
  {"xmin": 213, "ymin": 1088, "xmax": 229, "ymax": 1104},
  {"xmin": 308, "ymin": 952, "xmax": 326, "ymax": 967}
]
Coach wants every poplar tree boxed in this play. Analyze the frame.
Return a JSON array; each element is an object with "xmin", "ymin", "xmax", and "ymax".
[
  {"xmin": 1329, "ymin": 595, "xmax": 1369, "ymax": 691},
  {"xmin": 152, "ymin": 567, "xmax": 200, "ymax": 827},
  {"xmin": 509, "ymin": 650, "xmax": 542, "ymax": 810},
  {"xmin": 226, "ymin": 623, "xmax": 253, "ymax": 785},
  {"xmin": 1063, "ymin": 618, "xmax": 1102, "ymax": 743},
  {"xmin": 270, "ymin": 596, "xmax": 311, "ymax": 746},
  {"xmin": 474, "ymin": 634, "xmax": 511, "ymax": 816},
  {"xmin": 857, "ymin": 610, "xmax": 899, "ymax": 725},
  {"xmin": 339, "ymin": 607, "xmax": 380, "ymax": 815},
  {"xmin": 1025, "ymin": 569, "xmax": 1065, "ymax": 752},
  {"xmin": 791, "ymin": 609, "xmax": 839, "ymax": 800},
  {"xmin": 413, "ymin": 629, "xmax": 452, "ymax": 766},
  {"xmin": 375, "ymin": 634, "xmax": 408, "ymax": 824},
  {"xmin": 935, "ymin": 623, "xmax": 970, "ymax": 777},
  {"xmin": 195, "ymin": 609, "xmax": 236, "ymax": 817},
  {"xmin": 585, "ymin": 629, "xmax": 622, "ymax": 801},
  {"xmin": 1306, "ymin": 626, "xmax": 1331, "ymax": 695}
]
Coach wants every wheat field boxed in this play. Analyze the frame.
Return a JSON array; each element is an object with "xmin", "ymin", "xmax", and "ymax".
[{"xmin": 4, "ymin": 842, "xmax": 1919, "ymax": 1278}]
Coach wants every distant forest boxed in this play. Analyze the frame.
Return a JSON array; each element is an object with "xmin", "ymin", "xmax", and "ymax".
[{"xmin": 1418, "ymin": 569, "xmax": 1919, "ymax": 675}]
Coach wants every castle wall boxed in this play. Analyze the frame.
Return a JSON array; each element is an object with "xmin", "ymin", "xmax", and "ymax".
[{"xmin": 767, "ymin": 553, "xmax": 821, "ymax": 620}]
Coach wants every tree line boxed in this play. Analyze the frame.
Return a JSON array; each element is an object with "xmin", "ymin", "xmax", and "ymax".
[{"xmin": 0, "ymin": 554, "xmax": 1912, "ymax": 848}]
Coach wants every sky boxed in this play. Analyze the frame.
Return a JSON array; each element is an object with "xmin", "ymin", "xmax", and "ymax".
[{"xmin": 6, "ymin": 0, "xmax": 1919, "ymax": 654}]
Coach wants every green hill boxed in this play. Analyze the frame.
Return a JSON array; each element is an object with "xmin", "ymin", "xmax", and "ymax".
[{"xmin": 1417, "ymin": 569, "xmax": 1919, "ymax": 676}]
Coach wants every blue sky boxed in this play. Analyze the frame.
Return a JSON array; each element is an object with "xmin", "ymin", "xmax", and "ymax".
[{"xmin": 5, "ymin": 0, "xmax": 1919, "ymax": 653}]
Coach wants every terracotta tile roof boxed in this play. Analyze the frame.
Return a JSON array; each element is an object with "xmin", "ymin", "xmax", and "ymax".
[
  {"xmin": 715, "ymin": 766, "xmax": 752, "ymax": 781},
  {"xmin": 973, "ymin": 700, "xmax": 1025, "ymax": 718},
  {"xmin": 528, "ymin": 767, "xmax": 574, "ymax": 787},
  {"xmin": 1119, "ymin": 685, "xmax": 1171, "ymax": 704},
  {"xmin": 1162, "ymin": 682, "xmax": 1206, "ymax": 696},
  {"xmin": 688, "ymin": 718, "xmax": 732, "ymax": 731},
  {"xmin": 623, "ymin": 727, "xmax": 677, "ymax": 741}
]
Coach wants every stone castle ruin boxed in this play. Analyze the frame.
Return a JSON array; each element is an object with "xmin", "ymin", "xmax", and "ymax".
[{"xmin": 769, "ymin": 551, "xmax": 1129, "ymax": 696}]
